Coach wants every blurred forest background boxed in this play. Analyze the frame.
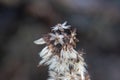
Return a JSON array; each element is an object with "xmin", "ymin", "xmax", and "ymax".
[{"xmin": 0, "ymin": 0, "xmax": 120, "ymax": 80}]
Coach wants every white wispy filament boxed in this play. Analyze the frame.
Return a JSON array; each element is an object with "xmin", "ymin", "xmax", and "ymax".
[{"xmin": 34, "ymin": 22, "xmax": 90, "ymax": 80}]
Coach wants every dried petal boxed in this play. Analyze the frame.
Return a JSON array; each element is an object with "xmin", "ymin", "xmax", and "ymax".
[
  {"xmin": 34, "ymin": 38, "xmax": 46, "ymax": 44},
  {"xmin": 51, "ymin": 21, "xmax": 71, "ymax": 31},
  {"xmin": 39, "ymin": 46, "xmax": 49, "ymax": 57}
]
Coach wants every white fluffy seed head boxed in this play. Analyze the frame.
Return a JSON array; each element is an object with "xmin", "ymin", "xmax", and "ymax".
[{"xmin": 34, "ymin": 22, "xmax": 90, "ymax": 80}]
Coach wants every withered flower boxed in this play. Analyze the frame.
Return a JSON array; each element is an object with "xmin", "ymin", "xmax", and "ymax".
[
  {"xmin": 34, "ymin": 22, "xmax": 90, "ymax": 80},
  {"xmin": 51, "ymin": 21, "xmax": 71, "ymax": 31}
]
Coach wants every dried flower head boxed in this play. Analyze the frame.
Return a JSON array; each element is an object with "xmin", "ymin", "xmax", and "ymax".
[
  {"xmin": 34, "ymin": 22, "xmax": 90, "ymax": 80},
  {"xmin": 51, "ymin": 21, "xmax": 71, "ymax": 31}
]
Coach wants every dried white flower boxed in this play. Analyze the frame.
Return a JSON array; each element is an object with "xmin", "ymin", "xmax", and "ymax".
[
  {"xmin": 34, "ymin": 22, "xmax": 90, "ymax": 80},
  {"xmin": 48, "ymin": 71, "xmax": 58, "ymax": 80},
  {"xmin": 60, "ymin": 47, "xmax": 77, "ymax": 59},
  {"xmin": 52, "ymin": 21, "xmax": 71, "ymax": 31},
  {"xmin": 49, "ymin": 33, "xmax": 64, "ymax": 45}
]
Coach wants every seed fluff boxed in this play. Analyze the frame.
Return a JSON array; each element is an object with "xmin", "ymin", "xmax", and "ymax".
[{"xmin": 34, "ymin": 21, "xmax": 90, "ymax": 80}]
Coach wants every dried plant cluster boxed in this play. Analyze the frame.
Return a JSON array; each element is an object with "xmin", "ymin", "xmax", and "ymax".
[{"xmin": 34, "ymin": 22, "xmax": 90, "ymax": 80}]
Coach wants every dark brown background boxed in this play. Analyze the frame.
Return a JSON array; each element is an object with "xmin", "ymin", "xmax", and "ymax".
[{"xmin": 0, "ymin": 0, "xmax": 120, "ymax": 80}]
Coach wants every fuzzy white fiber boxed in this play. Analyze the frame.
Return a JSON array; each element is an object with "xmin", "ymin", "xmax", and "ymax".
[{"xmin": 34, "ymin": 22, "xmax": 90, "ymax": 80}]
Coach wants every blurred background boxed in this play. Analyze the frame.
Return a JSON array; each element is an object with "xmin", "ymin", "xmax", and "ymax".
[{"xmin": 0, "ymin": 0, "xmax": 120, "ymax": 80}]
